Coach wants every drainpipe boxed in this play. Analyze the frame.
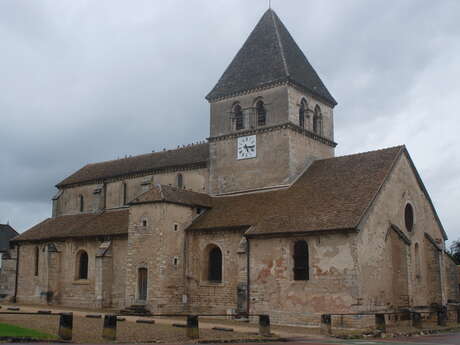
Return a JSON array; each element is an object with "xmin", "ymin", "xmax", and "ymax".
[
  {"xmin": 13, "ymin": 244, "xmax": 20, "ymax": 303},
  {"xmin": 246, "ymin": 236, "xmax": 251, "ymax": 315}
]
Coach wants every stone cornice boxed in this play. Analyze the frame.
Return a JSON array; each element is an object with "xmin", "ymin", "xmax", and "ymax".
[{"xmin": 208, "ymin": 122, "xmax": 337, "ymax": 148}]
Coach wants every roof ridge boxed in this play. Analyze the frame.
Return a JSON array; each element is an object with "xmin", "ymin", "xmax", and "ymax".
[
  {"xmin": 318, "ymin": 145, "xmax": 406, "ymax": 162},
  {"xmin": 270, "ymin": 10, "xmax": 289, "ymax": 78}
]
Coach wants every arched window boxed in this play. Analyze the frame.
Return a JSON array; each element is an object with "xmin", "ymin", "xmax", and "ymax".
[
  {"xmin": 233, "ymin": 104, "xmax": 244, "ymax": 130},
  {"xmin": 256, "ymin": 100, "xmax": 266, "ymax": 127},
  {"xmin": 293, "ymin": 241, "xmax": 309, "ymax": 281},
  {"xmin": 313, "ymin": 105, "xmax": 322, "ymax": 135},
  {"xmin": 79, "ymin": 195, "xmax": 84, "ymax": 213},
  {"xmin": 208, "ymin": 246, "xmax": 223, "ymax": 282},
  {"xmin": 299, "ymin": 99, "xmax": 307, "ymax": 129},
  {"xmin": 176, "ymin": 173, "xmax": 183, "ymax": 189},
  {"xmin": 405, "ymin": 203, "xmax": 414, "ymax": 232},
  {"xmin": 76, "ymin": 250, "xmax": 89, "ymax": 280},
  {"xmin": 34, "ymin": 246, "xmax": 39, "ymax": 276}
]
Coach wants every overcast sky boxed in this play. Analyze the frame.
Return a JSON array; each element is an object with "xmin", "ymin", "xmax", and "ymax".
[{"xmin": 1, "ymin": 0, "xmax": 459, "ymax": 243}]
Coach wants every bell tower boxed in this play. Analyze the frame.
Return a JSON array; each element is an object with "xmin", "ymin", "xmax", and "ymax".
[{"xmin": 207, "ymin": 9, "xmax": 338, "ymax": 195}]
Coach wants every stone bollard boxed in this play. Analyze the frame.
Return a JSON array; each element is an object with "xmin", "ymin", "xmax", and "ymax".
[
  {"xmin": 411, "ymin": 312, "xmax": 422, "ymax": 329},
  {"xmin": 437, "ymin": 306, "xmax": 448, "ymax": 326},
  {"xmin": 58, "ymin": 313, "xmax": 73, "ymax": 341},
  {"xmin": 186, "ymin": 315, "xmax": 199, "ymax": 339},
  {"xmin": 258, "ymin": 315, "xmax": 271, "ymax": 337},
  {"xmin": 102, "ymin": 314, "xmax": 117, "ymax": 341},
  {"xmin": 375, "ymin": 314, "xmax": 386, "ymax": 332},
  {"xmin": 320, "ymin": 314, "xmax": 332, "ymax": 335}
]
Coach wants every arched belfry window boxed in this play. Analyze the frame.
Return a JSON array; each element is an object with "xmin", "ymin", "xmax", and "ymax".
[
  {"xmin": 313, "ymin": 105, "xmax": 322, "ymax": 135},
  {"xmin": 233, "ymin": 104, "xmax": 244, "ymax": 130},
  {"xmin": 299, "ymin": 99, "xmax": 307, "ymax": 129},
  {"xmin": 176, "ymin": 173, "xmax": 183, "ymax": 189},
  {"xmin": 76, "ymin": 250, "xmax": 89, "ymax": 280},
  {"xmin": 256, "ymin": 100, "xmax": 266, "ymax": 127},
  {"xmin": 208, "ymin": 246, "xmax": 223, "ymax": 282},
  {"xmin": 293, "ymin": 241, "xmax": 309, "ymax": 281}
]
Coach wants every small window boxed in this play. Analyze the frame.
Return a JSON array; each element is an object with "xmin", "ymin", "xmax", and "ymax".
[
  {"xmin": 122, "ymin": 182, "xmax": 128, "ymax": 205},
  {"xmin": 176, "ymin": 173, "xmax": 183, "ymax": 189},
  {"xmin": 208, "ymin": 246, "xmax": 223, "ymax": 282},
  {"xmin": 405, "ymin": 203, "xmax": 414, "ymax": 232},
  {"xmin": 293, "ymin": 241, "xmax": 309, "ymax": 281},
  {"xmin": 174, "ymin": 224, "xmax": 179, "ymax": 232},
  {"xmin": 79, "ymin": 195, "xmax": 84, "ymax": 213},
  {"xmin": 142, "ymin": 218, "xmax": 148, "ymax": 227},
  {"xmin": 256, "ymin": 100, "xmax": 266, "ymax": 127},
  {"xmin": 173, "ymin": 257, "xmax": 179, "ymax": 266},
  {"xmin": 34, "ymin": 247, "xmax": 39, "ymax": 276},
  {"xmin": 77, "ymin": 250, "xmax": 89, "ymax": 280},
  {"xmin": 234, "ymin": 104, "xmax": 244, "ymax": 130},
  {"xmin": 197, "ymin": 208, "xmax": 202, "ymax": 215},
  {"xmin": 313, "ymin": 105, "xmax": 322, "ymax": 135},
  {"xmin": 299, "ymin": 99, "xmax": 307, "ymax": 129}
]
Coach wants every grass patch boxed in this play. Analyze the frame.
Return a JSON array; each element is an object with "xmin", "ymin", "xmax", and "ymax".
[{"xmin": 0, "ymin": 323, "xmax": 57, "ymax": 340}]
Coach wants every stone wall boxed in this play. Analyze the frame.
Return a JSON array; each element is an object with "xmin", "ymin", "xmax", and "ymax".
[
  {"xmin": 0, "ymin": 248, "xmax": 17, "ymax": 300},
  {"xmin": 249, "ymin": 232, "xmax": 359, "ymax": 326},
  {"xmin": 186, "ymin": 229, "xmax": 247, "ymax": 314},
  {"xmin": 16, "ymin": 236, "xmax": 127, "ymax": 309},
  {"xmin": 357, "ymin": 153, "xmax": 449, "ymax": 310}
]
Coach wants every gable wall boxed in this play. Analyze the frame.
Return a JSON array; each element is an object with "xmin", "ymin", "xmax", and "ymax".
[{"xmin": 357, "ymin": 153, "xmax": 455, "ymax": 310}]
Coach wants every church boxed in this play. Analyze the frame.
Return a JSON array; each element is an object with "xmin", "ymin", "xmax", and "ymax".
[{"xmin": 12, "ymin": 9, "xmax": 459, "ymax": 325}]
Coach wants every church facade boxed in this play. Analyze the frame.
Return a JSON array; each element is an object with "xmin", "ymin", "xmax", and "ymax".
[{"xmin": 13, "ymin": 10, "xmax": 459, "ymax": 325}]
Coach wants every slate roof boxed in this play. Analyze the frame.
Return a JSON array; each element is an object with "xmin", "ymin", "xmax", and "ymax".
[
  {"xmin": 189, "ymin": 146, "xmax": 405, "ymax": 235},
  {"xmin": 207, "ymin": 9, "xmax": 336, "ymax": 105},
  {"xmin": 130, "ymin": 185, "xmax": 212, "ymax": 208},
  {"xmin": 0, "ymin": 225, "xmax": 19, "ymax": 252},
  {"xmin": 13, "ymin": 209, "xmax": 129, "ymax": 242},
  {"xmin": 57, "ymin": 143, "xmax": 209, "ymax": 187}
]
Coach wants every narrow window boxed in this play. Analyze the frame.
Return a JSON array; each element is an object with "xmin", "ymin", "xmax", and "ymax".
[
  {"xmin": 208, "ymin": 246, "xmax": 223, "ymax": 282},
  {"xmin": 256, "ymin": 100, "xmax": 266, "ymax": 127},
  {"xmin": 122, "ymin": 182, "xmax": 128, "ymax": 205},
  {"xmin": 34, "ymin": 246, "xmax": 39, "ymax": 276},
  {"xmin": 142, "ymin": 218, "xmax": 148, "ymax": 227},
  {"xmin": 174, "ymin": 224, "xmax": 179, "ymax": 232},
  {"xmin": 79, "ymin": 195, "xmax": 84, "ymax": 213},
  {"xmin": 173, "ymin": 257, "xmax": 179, "ymax": 266},
  {"xmin": 299, "ymin": 99, "xmax": 307, "ymax": 129},
  {"xmin": 234, "ymin": 104, "xmax": 244, "ymax": 130},
  {"xmin": 176, "ymin": 173, "xmax": 183, "ymax": 189},
  {"xmin": 138, "ymin": 268, "xmax": 148, "ymax": 301},
  {"xmin": 313, "ymin": 105, "xmax": 322, "ymax": 135},
  {"xmin": 77, "ymin": 251, "xmax": 89, "ymax": 280},
  {"xmin": 414, "ymin": 243, "xmax": 421, "ymax": 278},
  {"xmin": 293, "ymin": 241, "xmax": 309, "ymax": 281},
  {"xmin": 405, "ymin": 203, "xmax": 414, "ymax": 232}
]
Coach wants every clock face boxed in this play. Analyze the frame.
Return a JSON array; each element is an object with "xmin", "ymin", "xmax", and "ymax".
[{"xmin": 237, "ymin": 135, "xmax": 257, "ymax": 160}]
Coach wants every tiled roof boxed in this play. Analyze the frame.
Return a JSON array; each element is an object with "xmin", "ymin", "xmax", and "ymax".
[
  {"xmin": 189, "ymin": 146, "xmax": 405, "ymax": 235},
  {"xmin": 57, "ymin": 143, "xmax": 209, "ymax": 187},
  {"xmin": 0, "ymin": 224, "xmax": 18, "ymax": 252},
  {"xmin": 130, "ymin": 185, "xmax": 212, "ymax": 208},
  {"xmin": 13, "ymin": 209, "xmax": 129, "ymax": 242},
  {"xmin": 206, "ymin": 9, "xmax": 336, "ymax": 105}
]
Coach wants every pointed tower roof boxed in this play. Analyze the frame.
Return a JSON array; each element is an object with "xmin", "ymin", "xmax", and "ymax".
[{"xmin": 207, "ymin": 10, "xmax": 337, "ymax": 106}]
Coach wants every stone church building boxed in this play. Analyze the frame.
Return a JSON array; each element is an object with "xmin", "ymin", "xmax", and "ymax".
[{"xmin": 12, "ymin": 10, "xmax": 459, "ymax": 325}]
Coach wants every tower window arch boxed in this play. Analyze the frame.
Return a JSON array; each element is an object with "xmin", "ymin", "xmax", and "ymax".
[
  {"xmin": 313, "ymin": 105, "xmax": 322, "ymax": 135},
  {"xmin": 293, "ymin": 240, "xmax": 309, "ymax": 281},
  {"xmin": 299, "ymin": 99, "xmax": 307, "ymax": 129},
  {"xmin": 255, "ymin": 100, "xmax": 266, "ymax": 127},
  {"xmin": 233, "ymin": 104, "xmax": 244, "ymax": 130},
  {"xmin": 176, "ymin": 173, "xmax": 184, "ymax": 189},
  {"xmin": 76, "ymin": 250, "xmax": 89, "ymax": 280}
]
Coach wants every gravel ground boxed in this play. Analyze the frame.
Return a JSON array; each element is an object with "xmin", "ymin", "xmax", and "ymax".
[{"xmin": 0, "ymin": 314, "xmax": 265, "ymax": 343}]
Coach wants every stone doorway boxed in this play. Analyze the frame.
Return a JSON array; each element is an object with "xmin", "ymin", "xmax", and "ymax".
[{"xmin": 138, "ymin": 268, "xmax": 148, "ymax": 302}]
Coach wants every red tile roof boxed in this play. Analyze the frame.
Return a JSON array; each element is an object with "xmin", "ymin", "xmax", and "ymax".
[{"xmin": 130, "ymin": 185, "xmax": 212, "ymax": 208}]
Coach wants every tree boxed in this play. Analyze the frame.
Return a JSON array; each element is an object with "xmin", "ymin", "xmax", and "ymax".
[{"xmin": 449, "ymin": 240, "xmax": 460, "ymax": 264}]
